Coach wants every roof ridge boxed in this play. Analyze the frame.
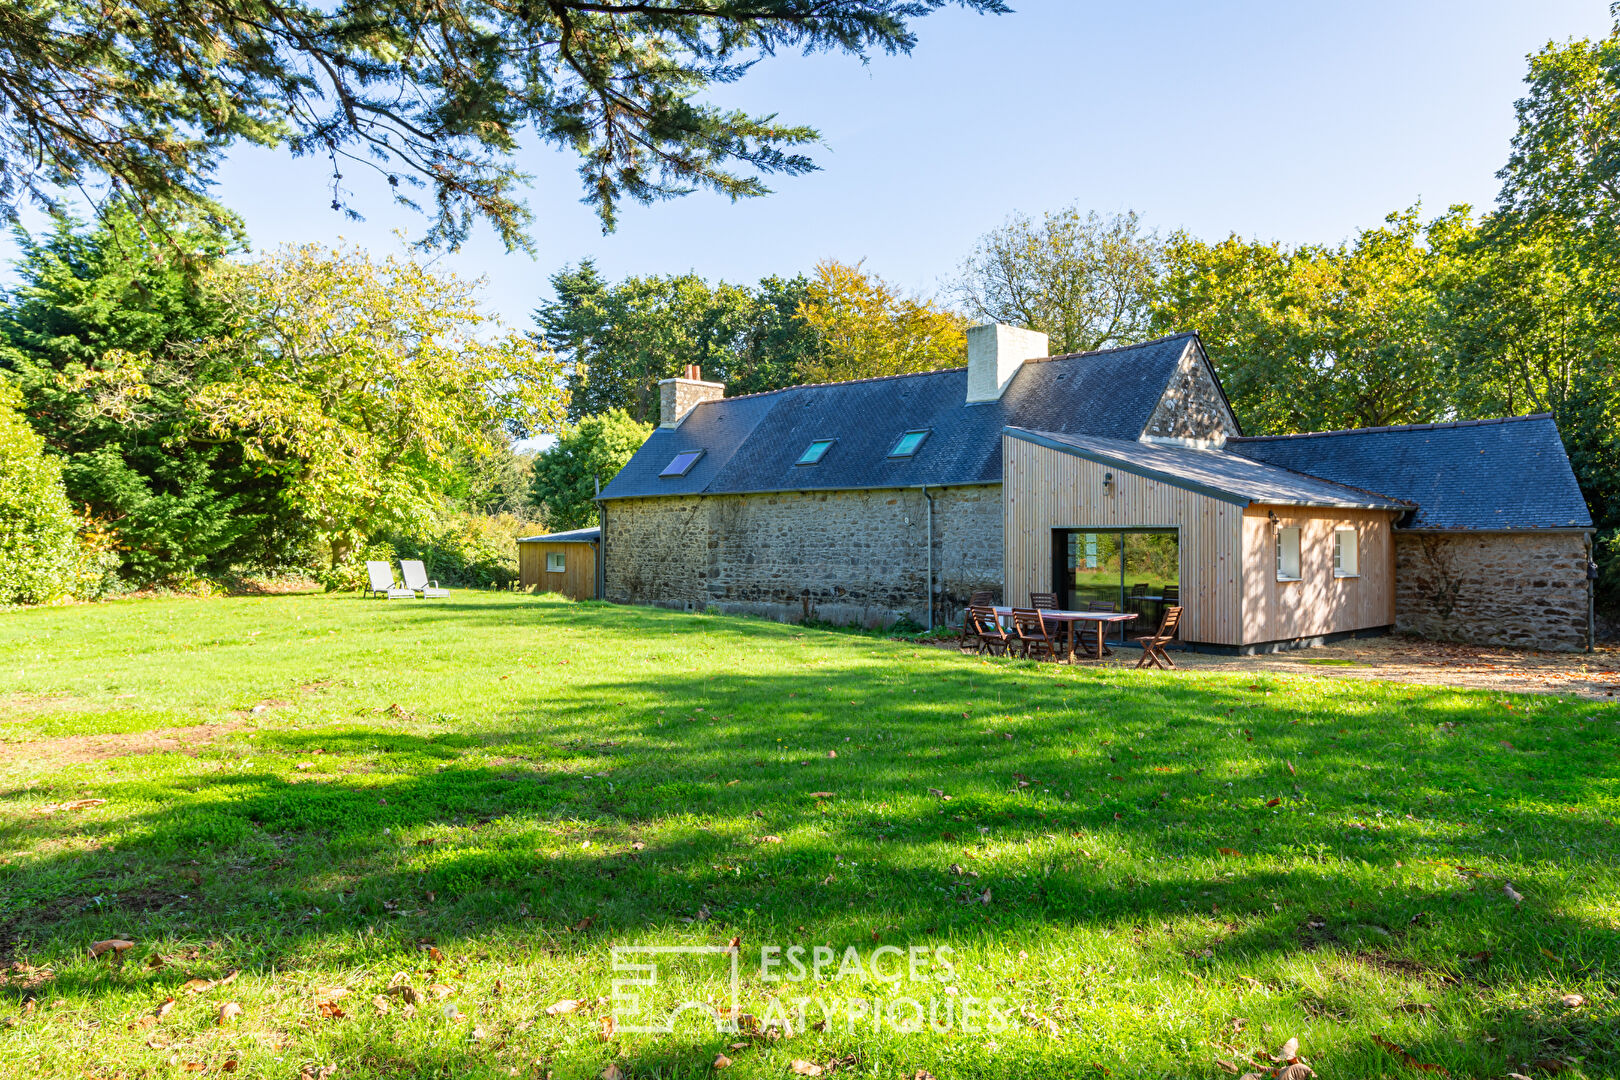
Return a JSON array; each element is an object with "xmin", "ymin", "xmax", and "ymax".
[
  {"xmin": 1023, "ymin": 330, "xmax": 1197, "ymax": 366},
  {"xmin": 1228, "ymin": 413, "xmax": 1553, "ymax": 442},
  {"xmin": 712, "ymin": 364, "xmax": 968, "ymax": 404}
]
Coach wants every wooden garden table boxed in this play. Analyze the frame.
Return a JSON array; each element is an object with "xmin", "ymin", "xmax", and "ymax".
[{"xmin": 992, "ymin": 607, "xmax": 1137, "ymax": 662}]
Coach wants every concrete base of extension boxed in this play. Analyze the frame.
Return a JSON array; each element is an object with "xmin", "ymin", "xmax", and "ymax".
[{"xmin": 1172, "ymin": 625, "xmax": 1393, "ymax": 657}]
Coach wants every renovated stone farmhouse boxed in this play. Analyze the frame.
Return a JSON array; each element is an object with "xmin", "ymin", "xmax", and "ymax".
[{"xmin": 594, "ymin": 325, "xmax": 1595, "ymax": 651}]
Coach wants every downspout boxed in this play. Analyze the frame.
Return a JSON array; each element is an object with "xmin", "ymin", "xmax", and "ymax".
[
  {"xmin": 920, "ymin": 486, "xmax": 935, "ymax": 632},
  {"xmin": 594, "ymin": 475, "xmax": 605, "ymax": 602},
  {"xmin": 1587, "ymin": 531, "xmax": 1597, "ymax": 654}
]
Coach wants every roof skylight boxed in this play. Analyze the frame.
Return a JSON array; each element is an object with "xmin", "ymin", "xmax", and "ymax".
[
  {"xmin": 888, "ymin": 430, "xmax": 929, "ymax": 458},
  {"xmin": 659, "ymin": 449, "xmax": 705, "ymax": 477},
  {"xmin": 797, "ymin": 439, "xmax": 835, "ymax": 465}
]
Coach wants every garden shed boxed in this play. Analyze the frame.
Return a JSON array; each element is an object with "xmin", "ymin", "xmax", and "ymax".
[{"xmin": 516, "ymin": 527, "xmax": 600, "ymax": 600}]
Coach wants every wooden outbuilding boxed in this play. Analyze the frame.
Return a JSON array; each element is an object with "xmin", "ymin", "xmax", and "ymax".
[
  {"xmin": 516, "ymin": 527, "xmax": 600, "ymax": 600},
  {"xmin": 1003, "ymin": 428, "xmax": 1408, "ymax": 653}
]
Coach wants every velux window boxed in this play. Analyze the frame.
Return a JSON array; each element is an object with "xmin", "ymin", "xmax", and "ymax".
[
  {"xmin": 888, "ymin": 430, "xmax": 929, "ymax": 458},
  {"xmin": 1275, "ymin": 527, "xmax": 1301, "ymax": 582},
  {"xmin": 1333, "ymin": 529, "xmax": 1359, "ymax": 577},
  {"xmin": 659, "ymin": 449, "xmax": 705, "ymax": 478},
  {"xmin": 797, "ymin": 439, "xmax": 834, "ymax": 465}
]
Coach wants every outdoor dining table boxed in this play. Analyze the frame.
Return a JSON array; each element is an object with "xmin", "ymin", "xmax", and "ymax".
[{"xmin": 991, "ymin": 606, "xmax": 1137, "ymax": 662}]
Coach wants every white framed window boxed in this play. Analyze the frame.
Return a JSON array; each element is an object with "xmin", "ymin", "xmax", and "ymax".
[
  {"xmin": 1333, "ymin": 529, "xmax": 1359, "ymax": 577},
  {"xmin": 1275, "ymin": 527, "xmax": 1301, "ymax": 581},
  {"xmin": 546, "ymin": 551, "xmax": 566, "ymax": 573}
]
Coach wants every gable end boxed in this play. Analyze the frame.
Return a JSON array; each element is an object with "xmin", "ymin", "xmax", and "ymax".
[{"xmin": 1140, "ymin": 338, "xmax": 1241, "ymax": 446}]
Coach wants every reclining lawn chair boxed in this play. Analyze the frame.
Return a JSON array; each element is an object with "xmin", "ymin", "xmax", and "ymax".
[
  {"xmin": 400, "ymin": 559, "xmax": 450, "ymax": 598},
  {"xmin": 366, "ymin": 561, "xmax": 415, "ymax": 600}
]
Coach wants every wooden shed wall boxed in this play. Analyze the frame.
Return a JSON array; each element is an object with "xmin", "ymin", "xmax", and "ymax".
[
  {"xmin": 518, "ymin": 542, "xmax": 597, "ymax": 600},
  {"xmin": 1239, "ymin": 506, "xmax": 1395, "ymax": 645},
  {"xmin": 1003, "ymin": 436, "xmax": 1244, "ymax": 646}
]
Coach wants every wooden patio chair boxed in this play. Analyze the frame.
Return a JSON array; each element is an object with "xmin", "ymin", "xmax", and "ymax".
[
  {"xmin": 1009, "ymin": 608, "xmax": 1058, "ymax": 661},
  {"xmin": 1136, "ymin": 606, "xmax": 1183, "ymax": 670},
  {"xmin": 1028, "ymin": 591, "xmax": 1058, "ymax": 610},
  {"xmin": 1075, "ymin": 600, "xmax": 1116, "ymax": 656},
  {"xmin": 969, "ymin": 590, "xmax": 995, "ymax": 608},
  {"xmin": 967, "ymin": 606, "xmax": 1012, "ymax": 657}
]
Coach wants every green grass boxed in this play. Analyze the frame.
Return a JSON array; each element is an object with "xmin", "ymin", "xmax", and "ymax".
[{"xmin": 0, "ymin": 592, "xmax": 1615, "ymax": 1079}]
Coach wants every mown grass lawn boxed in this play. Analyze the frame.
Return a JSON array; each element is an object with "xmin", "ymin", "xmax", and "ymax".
[{"xmin": 0, "ymin": 592, "xmax": 1616, "ymax": 1080}]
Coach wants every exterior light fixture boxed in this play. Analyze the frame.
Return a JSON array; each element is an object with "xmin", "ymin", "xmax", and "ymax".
[{"xmin": 1103, "ymin": 472, "xmax": 1115, "ymax": 496}]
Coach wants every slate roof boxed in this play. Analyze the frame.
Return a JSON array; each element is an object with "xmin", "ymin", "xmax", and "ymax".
[
  {"xmin": 598, "ymin": 333, "xmax": 1201, "ymax": 501},
  {"xmin": 1227, "ymin": 414, "xmax": 1592, "ymax": 531},
  {"xmin": 516, "ymin": 527, "xmax": 601, "ymax": 543},
  {"xmin": 1007, "ymin": 429, "xmax": 1412, "ymax": 511}
]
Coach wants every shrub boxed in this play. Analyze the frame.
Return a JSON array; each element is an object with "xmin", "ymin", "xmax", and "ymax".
[
  {"xmin": 319, "ymin": 510, "xmax": 543, "ymax": 592},
  {"xmin": 0, "ymin": 382, "xmax": 79, "ymax": 604}
]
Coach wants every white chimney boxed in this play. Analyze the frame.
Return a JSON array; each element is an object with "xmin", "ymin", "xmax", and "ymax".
[{"xmin": 965, "ymin": 323, "xmax": 1049, "ymax": 403}]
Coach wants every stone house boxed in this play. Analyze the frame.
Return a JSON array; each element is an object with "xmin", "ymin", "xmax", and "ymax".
[{"xmin": 595, "ymin": 328, "xmax": 1595, "ymax": 651}]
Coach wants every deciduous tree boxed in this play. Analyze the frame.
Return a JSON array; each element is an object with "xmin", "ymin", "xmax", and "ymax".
[
  {"xmin": 198, "ymin": 244, "xmax": 567, "ymax": 567},
  {"xmin": 795, "ymin": 259, "xmax": 965, "ymax": 383},
  {"xmin": 529, "ymin": 409, "xmax": 651, "ymax": 530},
  {"xmin": 955, "ymin": 207, "xmax": 1162, "ymax": 354}
]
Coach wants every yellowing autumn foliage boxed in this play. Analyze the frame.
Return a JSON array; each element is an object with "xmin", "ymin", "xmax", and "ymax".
[{"xmin": 794, "ymin": 259, "xmax": 966, "ymax": 384}]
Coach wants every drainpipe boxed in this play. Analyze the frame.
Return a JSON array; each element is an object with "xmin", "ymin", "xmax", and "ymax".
[
  {"xmin": 919, "ymin": 486, "xmax": 935, "ymax": 632},
  {"xmin": 593, "ymin": 475, "xmax": 605, "ymax": 602},
  {"xmin": 1587, "ymin": 531, "xmax": 1597, "ymax": 654}
]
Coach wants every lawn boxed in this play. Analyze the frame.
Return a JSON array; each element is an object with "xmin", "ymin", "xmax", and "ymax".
[{"xmin": 0, "ymin": 592, "xmax": 1615, "ymax": 1080}]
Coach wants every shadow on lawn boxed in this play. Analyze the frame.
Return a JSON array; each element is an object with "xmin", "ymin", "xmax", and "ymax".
[{"xmin": 1, "ymin": 598, "xmax": 1617, "ymax": 1074}]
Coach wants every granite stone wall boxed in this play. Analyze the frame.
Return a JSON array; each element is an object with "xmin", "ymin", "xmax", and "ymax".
[
  {"xmin": 1142, "ymin": 343, "xmax": 1240, "ymax": 443},
  {"xmin": 1393, "ymin": 531, "xmax": 1591, "ymax": 651},
  {"xmin": 601, "ymin": 485, "xmax": 1003, "ymax": 628}
]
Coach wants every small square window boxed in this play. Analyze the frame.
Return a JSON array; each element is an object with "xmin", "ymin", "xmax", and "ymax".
[
  {"xmin": 1275, "ymin": 527, "xmax": 1301, "ymax": 581},
  {"xmin": 1333, "ymin": 529, "xmax": 1359, "ymax": 577},
  {"xmin": 889, "ymin": 430, "xmax": 929, "ymax": 458},
  {"xmin": 797, "ymin": 439, "xmax": 835, "ymax": 465},
  {"xmin": 659, "ymin": 449, "xmax": 705, "ymax": 477},
  {"xmin": 546, "ymin": 551, "xmax": 566, "ymax": 573}
]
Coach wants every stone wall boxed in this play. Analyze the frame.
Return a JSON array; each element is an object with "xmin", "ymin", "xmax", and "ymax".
[
  {"xmin": 1393, "ymin": 531, "xmax": 1591, "ymax": 651},
  {"xmin": 601, "ymin": 485, "xmax": 1003, "ymax": 628},
  {"xmin": 1142, "ymin": 342, "xmax": 1240, "ymax": 443}
]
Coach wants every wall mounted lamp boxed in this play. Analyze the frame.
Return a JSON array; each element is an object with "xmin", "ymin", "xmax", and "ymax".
[{"xmin": 1103, "ymin": 472, "xmax": 1115, "ymax": 496}]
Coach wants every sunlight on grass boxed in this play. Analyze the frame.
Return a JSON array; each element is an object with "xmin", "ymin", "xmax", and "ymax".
[{"xmin": 0, "ymin": 592, "xmax": 1615, "ymax": 1078}]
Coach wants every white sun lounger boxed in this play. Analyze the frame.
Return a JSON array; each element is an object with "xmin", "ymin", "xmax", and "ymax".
[
  {"xmin": 400, "ymin": 559, "xmax": 449, "ymax": 598},
  {"xmin": 366, "ymin": 560, "xmax": 415, "ymax": 599}
]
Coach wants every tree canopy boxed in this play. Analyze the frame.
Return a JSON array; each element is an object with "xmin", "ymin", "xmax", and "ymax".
[
  {"xmin": 529, "ymin": 408, "xmax": 652, "ymax": 531},
  {"xmin": 0, "ymin": 0, "xmax": 1006, "ymax": 249},
  {"xmin": 795, "ymin": 258, "xmax": 966, "ymax": 383},
  {"xmin": 955, "ymin": 207, "xmax": 1162, "ymax": 355}
]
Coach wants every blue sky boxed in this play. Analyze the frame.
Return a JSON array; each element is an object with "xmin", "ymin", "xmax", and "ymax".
[{"xmin": 4, "ymin": 1, "xmax": 1612, "ymax": 328}]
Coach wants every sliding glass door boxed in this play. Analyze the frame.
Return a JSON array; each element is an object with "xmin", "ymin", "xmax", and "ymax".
[{"xmin": 1056, "ymin": 528, "xmax": 1179, "ymax": 639}]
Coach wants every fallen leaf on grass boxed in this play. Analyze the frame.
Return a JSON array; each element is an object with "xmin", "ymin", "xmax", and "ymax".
[
  {"xmin": 600, "ymin": 1065, "xmax": 624, "ymax": 1080},
  {"xmin": 427, "ymin": 984, "xmax": 454, "ymax": 1000},
  {"xmin": 89, "ymin": 939, "xmax": 134, "ymax": 960},
  {"xmin": 1539, "ymin": 946, "xmax": 1563, "ymax": 962},
  {"xmin": 1504, "ymin": 884, "xmax": 1524, "ymax": 905},
  {"xmin": 808, "ymin": 792, "xmax": 834, "ymax": 799},
  {"xmin": 758, "ymin": 835, "xmax": 783, "ymax": 844},
  {"xmin": 221, "ymin": 1061, "xmax": 237, "ymax": 1073},
  {"xmin": 713, "ymin": 1053, "xmax": 732, "ymax": 1069},
  {"xmin": 299, "ymin": 1067, "xmax": 338, "ymax": 1080},
  {"xmin": 316, "ymin": 1000, "xmax": 345, "ymax": 1019},
  {"xmin": 385, "ymin": 985, "xmax": 420, "ymax": 1005},
  {"xmin": 146, "ymin": 954, "xmax": 165, "ymax": 969},
  {"xmin": 371, "ymin": 995, "xmax": 390, "ymax": 1014},
  {"xmin": 599, "ymin": 1015, "xmax": 616, "ymax": 1040},
  {"xmin": 424, "ymin": 945, "xmax": 444, "ymax": 963},
  {"xmin": 1217, "ymin": 848, "xmax": 1244, "ymax": 857},
  {"xmin": 1559, "ymin": 993, "xmax": 1586, "ymax": 1008},
  {"xmin": 180, "ymin": 978, "xmax": 216, "ymax": 994},
  {"xmin": 129, "ymin": 1016, "xmax": 156, "ymax": 1032},
  {"xmin": 1373, "ymin": 1034, "xmax": 1450, "ymax": 1075},
  {"xmin": 1265, "ymin": 798, "xmax": 1281, "ymax": 807},
  {"xmin": 217, "ymin": 1001, "xmax": 242, "ymax": 1024},
  {"xmin": 791, "ymin": 1061, "xmax": 824, "ymax": 1077},
  {"xmin": 181, "ymin": 1064, "xmax": 206, "ymax": 1074},
  {"xmin": 546, "ymin": 999, "xmax": 585, "ymax": 1016},
  {"xmin": 1214, "ymin": 1060, "xmax": 1240, "ymax": 1075},
  {"xmin": 1275, "ymin": 1067, "xmax": 1316, "ymax": 1080},
  {"xmin": 35, "ymin": 799, "xmax": 106, "ymax": 815}
]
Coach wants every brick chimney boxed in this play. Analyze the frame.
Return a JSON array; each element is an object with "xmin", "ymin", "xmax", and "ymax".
[
  {"xmin": 657, "ymin": 364, "xmax": 726, "ymax": 427},
  {"xmin": 965, "ymin": 323, "xmax": 1049, "ymax": 403}
]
